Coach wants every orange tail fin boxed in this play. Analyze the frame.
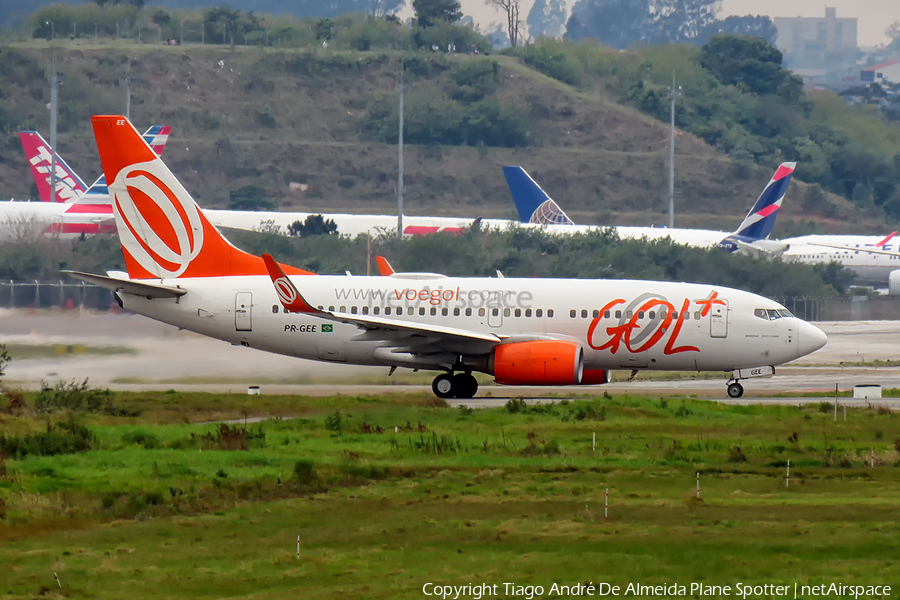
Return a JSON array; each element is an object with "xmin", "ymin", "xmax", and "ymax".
[{"xmin": 91, "ymin": 115, "xmax": 312, "ymax": 279}]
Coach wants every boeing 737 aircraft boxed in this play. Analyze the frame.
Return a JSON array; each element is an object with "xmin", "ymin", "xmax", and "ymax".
[
  {"xmin": 503, "ymin": 164, "xmax": 796, "ymax": 253},
  {"xmin": 66, "ymin": 116, "xmax": 828, "ymax": 399}
]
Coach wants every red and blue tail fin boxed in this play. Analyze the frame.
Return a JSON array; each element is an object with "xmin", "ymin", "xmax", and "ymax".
[
  {"xmin": 19, "ymin": 131, "xmax": 88, "ymax": 202},
  {"xmin": 71, "ymin": 126, "xmax": 172, "ymax": 205},
  {"xmin": 718, "ymin": 162, "xmax": 795, "ymax": 253},
  {"xmin": 20, "ymin": 126, "xmax": 170, "ymax": 204},
  {"xmin": 502, "ymin": 166, "xmax": 574, "ymax": 225}
]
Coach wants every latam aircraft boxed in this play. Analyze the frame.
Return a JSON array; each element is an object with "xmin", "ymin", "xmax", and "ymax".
[
  {"xmin": 779, "ymin": 232, "xmax": 900, "ymax": 294},
  {"xmin": 66, "ymin": 116, "xmax": 828, "ymax": 399},
  {"xmin": 0, "ymin": 128, "xmax": 170, "ymax": 240},
  {"xmin": 503, "ymin": 163, "xmax": 796, "ymax": 253}
]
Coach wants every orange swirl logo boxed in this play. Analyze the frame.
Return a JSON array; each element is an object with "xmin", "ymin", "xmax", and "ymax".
[{"xmin": 111, "ymin": 160, "xmax": 204, "ymax": 278}]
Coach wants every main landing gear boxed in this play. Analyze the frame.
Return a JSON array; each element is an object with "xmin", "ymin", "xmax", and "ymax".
[{"xmin": 432, "ymin": 372, "xmax": 478, "ymax": 399}]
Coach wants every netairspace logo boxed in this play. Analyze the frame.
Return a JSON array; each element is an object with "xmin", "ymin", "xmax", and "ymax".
[{"xmin": 420, "ymin": 582, "xmax": 893, "ymax": 599}]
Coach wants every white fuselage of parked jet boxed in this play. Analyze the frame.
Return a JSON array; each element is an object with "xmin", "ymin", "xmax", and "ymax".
[
  {"xmin": 781, "ymin": 234, "xmax": 900, "ymax": 289},
  {"xmin": 117, "ymin": 274, "xmax": 825, "ymax": 374}
]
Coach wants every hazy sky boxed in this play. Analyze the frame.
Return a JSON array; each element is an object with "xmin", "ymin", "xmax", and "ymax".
[
  {"xmin": 721, "ymin": 0, "xmax": 900, "ymax": 46},
  {"xmin": 450, "ymin": 0, "xmax": 900, "ymax": 47}
]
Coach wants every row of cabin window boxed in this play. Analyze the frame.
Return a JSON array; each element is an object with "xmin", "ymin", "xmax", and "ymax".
[
  {"xmin": 569, "ymin": 308, "xmax": 706, "ymax": 321},
  {"xmin": 272, "ymin": 304, "xmax": 556, "ymax": 318}
]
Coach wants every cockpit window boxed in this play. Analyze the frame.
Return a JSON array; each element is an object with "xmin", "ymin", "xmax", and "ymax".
[{"xmin": 755, "ymin": 308, "xmax": 789, "ymax": 320}]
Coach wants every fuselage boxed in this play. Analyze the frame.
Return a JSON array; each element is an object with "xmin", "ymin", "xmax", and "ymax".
[
  {"xmin": 119, "ymin": 274, "xmax": 826, "ymax": 374},
  {"xmin": 782, "ymin": 235, "xmax": 900, "ymax": 287}
]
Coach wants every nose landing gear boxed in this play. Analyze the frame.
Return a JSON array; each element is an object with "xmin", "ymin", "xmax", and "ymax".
[
  {"xmin": 726, "ymin": 381, "xmax": 744, "ymax": 398},
  {"xmin": 432, "ymin": 372, "xmax": 478, "ymax": 399}
]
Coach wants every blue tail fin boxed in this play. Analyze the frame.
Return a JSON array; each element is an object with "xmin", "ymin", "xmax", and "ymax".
[
  {"xmin": 718, "ymin": 162, "xmax": 795, "ymax": 252},
  {"xmin": 502, "ymin": 166, "xmax": 574, "ymax": 225}
]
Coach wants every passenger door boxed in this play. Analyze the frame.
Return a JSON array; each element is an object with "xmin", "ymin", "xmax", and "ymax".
[
  {"xmin": 235, "ymin": 292, "xmax": 252, "ymax": 332},
  {"xmin": 710, "ymin": 300, "xmax": 728, "ymax": 338}
]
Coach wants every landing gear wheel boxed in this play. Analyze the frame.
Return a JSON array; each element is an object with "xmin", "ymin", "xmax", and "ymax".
[
  {"xmin": 727, "ymin": 382, "xmax": 744, "ymax": 398},
  {"xmin": 453, "ymin": 373, "xmax": 478, "ymax": 399},
  {"xmin": 432, "ymin": 373, "xmax": 455, "ymax": 398}
]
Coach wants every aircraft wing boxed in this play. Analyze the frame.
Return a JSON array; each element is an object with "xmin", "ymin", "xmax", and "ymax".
[
  {"xmin": 62, "ymin": 270, "xmax": 186, "ymax": 298},
  {"xmin": 806, "ymin": 242, "xmax": 900, "ymax": 257},
  {"xmin": 262, "ymin": 254, "xmax": 500, "ymax": 350}
]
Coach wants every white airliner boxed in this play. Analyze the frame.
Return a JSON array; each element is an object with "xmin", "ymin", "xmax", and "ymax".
[
  {"xmin": 779, "ymin": 232, "xmax": 900, "ymax": 293},
  {"xmin": 502, "ymin": 164, "xmax": 796, "ymax": 253},
  {"xmin": 65, "ymin": 116, "xmax": 828, "ymax": 399},
  {"xmin": 0, "ymin": 127, "xmax": 170, "ymax": 240}
]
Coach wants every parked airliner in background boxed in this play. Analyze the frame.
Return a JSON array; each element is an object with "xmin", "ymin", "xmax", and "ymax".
[
  {"xmin": 0, "ymin": 127, "xmax": 170, "ymax": 240},
  {"xmin": 66, "ymin": 116, "xmax": 827, "ymax": 399},
  {"xmin": 16, "ymin": 128, "xmax": 540, "ymax": 238},
  {"xmin": 780, "ymin": 232, "xmax": 900, "ymax": 294},
  {"xmin": 503, "ymin": 164, "xmax": 796, "ymax": 254},
  {"xmin": 19, "ymin": 128, "xmax": 170, "ymax": 203}
]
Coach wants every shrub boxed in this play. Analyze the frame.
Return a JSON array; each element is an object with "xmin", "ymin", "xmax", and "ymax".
[
  {"xmin": 450, "ymin": 59, "xmax": 499, "ymax": 101},
  {"xmin": 121, "ymin": 430, "xmax": 161, "ymax": 449},
  {"xmin": 0, "ymin": 419, "xmax": 97, "ymax": 458},
  {"xmin": 727, "ymin": 446, "xmax": 747, "ymax": 463},
  {"xmin": 505, "ymin": 397, "xmax": 527, "ymax": 413},
  {"xmin": 294, "ymin": 459, "xmax": 317, "ymax": 484},
  {"xmin": 200, "ymin": 424, "xmax": 265, "ymax": 451},
  {"xmin": 521, "ymin": 40, "xmax": 581, "ymax": 85},
  {"xmin": 34, "ymin": 379, "xmax": 112, "ymax": 414},
  {"xmin": 325, "ymin": 410, "xmax": 343, "ymax": 433}
]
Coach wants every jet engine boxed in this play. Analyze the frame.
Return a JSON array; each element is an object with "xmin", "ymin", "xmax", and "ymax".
[
  {"xmin": 492, "ymin": 340, "xmax": 584, "ymax": 385},
  {"xmin": 889, "ymin": 270, "xmax": 900, "ymax": 296}
]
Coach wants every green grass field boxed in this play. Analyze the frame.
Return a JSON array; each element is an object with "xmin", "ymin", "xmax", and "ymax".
[{"xmin": 1, "ymin": 390, "xmax": 899, "ymax": 599}]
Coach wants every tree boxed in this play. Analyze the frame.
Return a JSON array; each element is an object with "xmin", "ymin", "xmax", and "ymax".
[
  {"xmin": 288, "ymin": 215, "xmax": 339, "ymax": 238},
  {"xmin": 228, "ymin": 185, "xmax": 276, "ymax": 211},
  {"xmin": 486, "ymin": 0, "xmax": 522, "ymax": 48},
  {"xmin": 204, "ymin": 6, "xmax": 241, "ymax": 49},
  {"xmin": 697, "ymin": 15, "xmax": 777, "ymax": 47},
  {"xmin": 413, "ymin": 0, "xmax": 462, "ymax": 28},
  {"xmin": 700, "ymin": 35, "xmax": 803, "ymax": 101},
  {"xmin": 887, "ymin": 21, "xmax": 900, "ymax": 53},
  {"xmin": 526, "ymin": 0, "xmax": 568, "ymax": 39},
  {"xmin": 565, "ymin": 0, "xmax": 651, "ymax": 48},
  {"xmin": 650, "ymin": 0, "xmax": 718, "ymax": 45},
  {"xmin": 565, "ymin": 0, "xmax": 718, "ymax": 47}
]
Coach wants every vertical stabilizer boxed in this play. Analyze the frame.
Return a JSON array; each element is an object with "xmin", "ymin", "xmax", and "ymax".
[
  {"xmin": 19, "ymin": 131, "xmax": 88, "ymax": 202},
  {"xmin": 502, "ymin": 166, "xmax": 574, "ymax": 225},
  {"xmin": 717, "ymin": 163, "xmax": 795, "ymax": 252},
  {"xmin": 91, "ymin": 115, "xmax": 312, "ymax": 279}
]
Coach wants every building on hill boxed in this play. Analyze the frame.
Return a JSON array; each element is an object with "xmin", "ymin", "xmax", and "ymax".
[
  {"xmin": 861, "ymin": 60, "xmax": 900, "ymax": 84},
  {"xmin": 775, "ymin": 8, "xmax": 858, "ymax": 76}
]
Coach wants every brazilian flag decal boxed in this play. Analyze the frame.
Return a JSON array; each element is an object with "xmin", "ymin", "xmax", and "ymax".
[{"xmin": 322, "ymin": 324, "xmax": 334, "ymax": 333}]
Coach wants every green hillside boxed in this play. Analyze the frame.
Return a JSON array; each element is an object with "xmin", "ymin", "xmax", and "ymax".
[{"xmin": 0, "ymin": 32, "xmax": 894, "ymax": 235}]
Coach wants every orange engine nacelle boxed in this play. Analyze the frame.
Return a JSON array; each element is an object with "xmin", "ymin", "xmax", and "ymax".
[{"xmin": 492, "ymin": 340, "xmax": 584, "ymax": 386}]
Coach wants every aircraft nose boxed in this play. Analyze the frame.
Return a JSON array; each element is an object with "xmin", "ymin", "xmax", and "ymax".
[{"xmin": 797, "ymin": 320, "xmax": 827, "ymax": 358}]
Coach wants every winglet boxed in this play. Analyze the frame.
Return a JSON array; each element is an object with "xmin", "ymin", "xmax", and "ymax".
[
  {"xmin": 875, "ymin": 231, "xmax": 898, "ymax": 248},
  {"xmin": 262, "ymin": 254, "xmax": 320, "ymax": 314},
  {"xmin": 375, "ymin": 256, "xmax": 395, "ymax": 276}
]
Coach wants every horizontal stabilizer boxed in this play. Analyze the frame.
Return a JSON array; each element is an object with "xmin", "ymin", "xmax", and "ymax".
[{"xmin": 62, "ymin": 270, "xmax": 186, "ymax": 298}]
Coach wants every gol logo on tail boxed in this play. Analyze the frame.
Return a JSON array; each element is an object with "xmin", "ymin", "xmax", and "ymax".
[{"xmin": 112, "ymin": 160, "xmax": 204, "ymax": 278}]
